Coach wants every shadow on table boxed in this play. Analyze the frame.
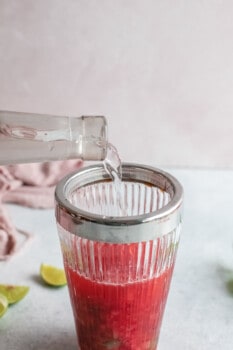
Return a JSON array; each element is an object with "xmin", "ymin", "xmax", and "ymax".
[
  {"xmin": 14, "ymin": 328, "xmax": 77, "ymax": 350},
  {"xmin": 217, "ymin": 265, "xmax": 233, "ymax": 297},
  {"xmin": 30, "ymin": 273, "xmax": 46, "ymax": 286}
]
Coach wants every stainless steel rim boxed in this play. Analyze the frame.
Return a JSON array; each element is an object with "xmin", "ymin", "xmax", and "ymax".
[{"xmin": 55, "ymin": 163, "xmax": 183, "ymax": 243}]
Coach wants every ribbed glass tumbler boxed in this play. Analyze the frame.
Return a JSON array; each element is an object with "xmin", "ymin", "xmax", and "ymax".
[{"xmin": 55, "ymin": 163, "xmax": 183, "ymax": 350}]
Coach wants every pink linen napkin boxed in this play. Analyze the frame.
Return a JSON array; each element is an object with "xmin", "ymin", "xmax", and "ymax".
[{"xmin": 0, "ymin": 160, "xmax": 82, "ymax": 260}]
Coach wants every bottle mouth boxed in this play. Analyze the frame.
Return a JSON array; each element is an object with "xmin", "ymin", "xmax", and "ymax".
[
  {"xmin": 80, "ymin": 116, "xmax": 108, "ymax": 160},
  {"xmin": 55, "ymin": 163, "xmax": 183, "ymax": 243}
]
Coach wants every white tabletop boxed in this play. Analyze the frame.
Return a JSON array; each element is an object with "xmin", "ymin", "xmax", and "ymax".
[{"xmin": 0, "ymin": 168, "xmax": 233, "ymax": 350}]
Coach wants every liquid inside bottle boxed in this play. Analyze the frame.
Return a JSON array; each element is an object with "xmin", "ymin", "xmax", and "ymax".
[{"xmin": 0, "ymin": 111, "xmax": 107, "ymax": 164}]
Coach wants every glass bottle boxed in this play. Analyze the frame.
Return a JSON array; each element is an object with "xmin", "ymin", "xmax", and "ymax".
[{"xmin": 0, "ymin": 110, "xmax": 107, "ymax": 164}]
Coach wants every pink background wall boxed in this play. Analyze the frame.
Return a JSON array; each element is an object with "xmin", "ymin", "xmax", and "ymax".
[{"xmin": 1, "ymin": 0, "xmax": 233, "ymax": 168}]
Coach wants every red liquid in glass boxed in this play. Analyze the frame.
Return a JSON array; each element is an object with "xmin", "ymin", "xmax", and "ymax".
[{"xmin": 65, "ymin": 259, "xmax": 174, "ymax": 350}]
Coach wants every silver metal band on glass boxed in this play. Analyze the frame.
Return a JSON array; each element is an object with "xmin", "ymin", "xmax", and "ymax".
[{"xmin": 55, "ymin": 163, "xmax": 183, "ymax": 243}]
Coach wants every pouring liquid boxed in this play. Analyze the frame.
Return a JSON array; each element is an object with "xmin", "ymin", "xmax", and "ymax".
[
  {"xmin": 103, "ymin": 143, "xmax": 122, "ymax": 182},
  {"xmin": 103, "ymin": 142, "xmax": 127, "ymax": 217}
]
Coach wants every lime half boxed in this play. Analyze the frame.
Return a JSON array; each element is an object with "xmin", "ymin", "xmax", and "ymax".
[
  {"xmin": 0, "ymin": 293, "xmax": 8, "ymax": 318},
  {"xmin": 0, "ymin": 285, "xmax": 29, "ymax": 304},
  {"xmin": 40, "ymin": 264, "xmax": 67, "ymax": 287}
]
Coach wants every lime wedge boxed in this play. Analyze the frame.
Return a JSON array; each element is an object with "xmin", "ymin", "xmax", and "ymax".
[
  {"xmin": 0, "ymin": 285, "xmax": 29, "ymax": 304},
  {"xmin": 0, "ymin": 293, "xmax": 8, "ymax": 318},
  {"xmin": 40, "ymin": 264, "xmax": 67, "ymax": 287}
]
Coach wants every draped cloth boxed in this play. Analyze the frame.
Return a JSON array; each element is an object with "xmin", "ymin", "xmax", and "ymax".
[{"xmin": 0, "ymin": 161, "xmax": 82, "ymax": 260}]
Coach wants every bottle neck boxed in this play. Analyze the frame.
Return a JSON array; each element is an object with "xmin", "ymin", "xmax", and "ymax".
[
  {"xmin": 0, "ymin": 111, "xmax": 108, "ymax": 164},
  {"xmin": 69, "ymin": 116, "xmax": 107, "ymax": 161}
]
